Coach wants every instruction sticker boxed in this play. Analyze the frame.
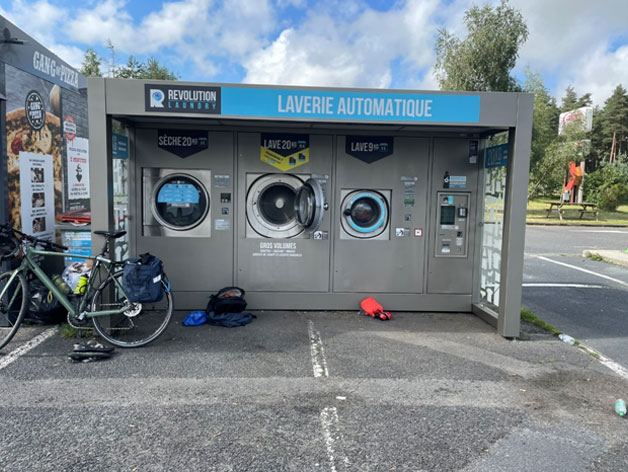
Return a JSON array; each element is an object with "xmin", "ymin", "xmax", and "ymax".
[
  {"xmin": 260, "ymin": 133, "xmax": 309, "ymax": 171},
  {"xmin": 215, "ymin": 219, "xmax": 230, "ymax": 231},
  {"xmin": 449, "ymin": 176, "xmax": 467, "ymax": 188},
  {"xmin": 252, "ymin": 241, "xmax": 303, "ymax": 257}
]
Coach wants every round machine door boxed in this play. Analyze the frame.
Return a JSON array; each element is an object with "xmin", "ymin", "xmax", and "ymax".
[
  {"xmin": 247, "ymin": 174, "xmax": 304, "ymax": 238},
  {"xmin": 340, "ymin": 190, "xmax": 389, "ymax": 239},
  {"xmin": 294, "ymin": 178, "xmax": 327, "ymax": 233},
  {"xmin": 151, "ymin": 173, "xmax": 210, "ymax": 231}
]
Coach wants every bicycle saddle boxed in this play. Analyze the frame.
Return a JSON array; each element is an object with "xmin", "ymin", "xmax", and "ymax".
[{"xmin": 94, "ymin": 230, "xmax": 127, "ymax": 239}]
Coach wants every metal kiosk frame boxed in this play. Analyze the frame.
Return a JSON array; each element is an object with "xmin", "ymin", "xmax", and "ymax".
[{"xmin": 88, "ymin": 79, "xmax": 533, "ymax": 338}]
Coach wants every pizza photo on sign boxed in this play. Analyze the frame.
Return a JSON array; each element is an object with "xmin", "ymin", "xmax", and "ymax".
[{"xmin": 6, "ymin": 108, "xmax": 63, "ymax": 229}]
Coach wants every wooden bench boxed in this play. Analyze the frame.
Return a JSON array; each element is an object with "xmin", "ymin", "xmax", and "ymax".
[{"xmin": 545, "ymin": 202, "xmax": 599, "ymax": 221}]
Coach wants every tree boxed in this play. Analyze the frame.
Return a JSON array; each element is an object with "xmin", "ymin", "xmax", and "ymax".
[
  {"xmin": 560, "ymin": 85, "xmax": 591, "ymax": 112},
  {"xmin": 528, "ymin": 123, "xmax": 588, "ymax": 198},
  {"xmin": 600, "ymin": 84, "xmax": 628, "ymax": 159},
  {"xmin": 524, "ymin": 69, "xmax": 560, "ymax": 172},
  {"xmin": 79, "ymin": 45, "xmax": 178, "ymax": 80},
  {"xmin": 434, "ymin": 0, "xmax": 528, "ymax": 92},
  {"xmin": 80, "ymin": 48, "xmax": 102, "ymax": 78}
]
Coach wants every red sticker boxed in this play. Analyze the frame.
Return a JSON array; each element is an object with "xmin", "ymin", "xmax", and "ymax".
[{"xmin": 414, "ymin": 228, "xmax": 423, "ymax": 237}]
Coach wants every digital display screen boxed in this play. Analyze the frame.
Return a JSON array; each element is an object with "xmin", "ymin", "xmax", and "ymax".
[
  {"xmin": 440, "ymin": 205, "xmax": 455, "ymax": 225},
  {"xmin": 157, "ymin": 183, "xmax": 200, "ymax": 204}
]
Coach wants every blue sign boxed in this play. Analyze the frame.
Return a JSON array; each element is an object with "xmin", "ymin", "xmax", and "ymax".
[
  {"xmin": 485, "ymin": 143, "xmax": 508, "ymax": 168},
  {"xmin": 221, "ymin": 87, "xmax": 480, "ymax": 123},
  {"xmin": 157, "ymin": 183, "xmax": 200, "ymax": 204},
  {"xmin": 112, "ymin": 133, "xmax": 129, "ymax": 159}
]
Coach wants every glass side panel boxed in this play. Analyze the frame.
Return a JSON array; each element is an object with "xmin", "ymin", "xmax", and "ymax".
[
  {"xmin": 112, "ymin": 120, "xmax": 130, "ymax": 261},
  {"xmin": 480, "ymin": 142, "xmax": 508, "ymax": 307}
]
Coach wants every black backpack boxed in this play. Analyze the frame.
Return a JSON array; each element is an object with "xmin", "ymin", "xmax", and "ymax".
[{"xmin": 206, "ymin": 286, "xmax": 247, "ymax": 314}]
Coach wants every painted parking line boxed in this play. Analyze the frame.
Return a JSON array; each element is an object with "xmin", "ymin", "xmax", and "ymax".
[
  {"xmin": 308, "ymin": 320, "xmax": 329, "ymax": 378},
  {"xmin": 308, "ymin": 319, "xmax": 350, "ymax": 471},
  {"xmin": 536, "ymin": 256, "xmax": 628, "ymax": 288},
  {"xmin": 522, "ymin": 283, "xmax": 606, "ymax": 289},
  {"xmin": 0, "ymin": 328, "xmax": 56, "ymax": 371}
]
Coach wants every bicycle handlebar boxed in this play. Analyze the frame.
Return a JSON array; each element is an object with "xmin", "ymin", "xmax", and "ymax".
[{"xmin": 1, "ymin": 223, "xmax": 69, "ymax": 252}]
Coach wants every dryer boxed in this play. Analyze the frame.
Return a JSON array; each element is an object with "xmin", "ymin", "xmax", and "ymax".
[{"xmin": 142, "ymin": 168, "xmax": 212, "ymax": 237}]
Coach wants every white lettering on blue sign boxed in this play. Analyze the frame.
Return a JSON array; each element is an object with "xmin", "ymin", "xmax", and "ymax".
[{"xmin": 222, "ymin": 88, "xmax": 480, "ymax": 123}]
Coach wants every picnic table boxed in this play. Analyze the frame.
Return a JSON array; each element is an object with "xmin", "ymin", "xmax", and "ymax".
[{"xmin": 545, "ymin": 201, "xmax": 599, "ymax": 221}]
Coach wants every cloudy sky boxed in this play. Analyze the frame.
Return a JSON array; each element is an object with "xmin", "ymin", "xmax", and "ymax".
[{"xmin": 1, "ymin": 0, "xmax": 627, "ymax": 105}]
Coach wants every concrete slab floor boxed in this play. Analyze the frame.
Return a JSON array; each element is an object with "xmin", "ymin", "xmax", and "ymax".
[{"xmin": 0, "ymin": 311, "xmax": 627, "ymax": 471}]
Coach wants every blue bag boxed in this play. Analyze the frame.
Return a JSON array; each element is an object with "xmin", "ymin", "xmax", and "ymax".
[
  {"xmin": 183, "ymin": 310, "xmax": 208, "ymax": 326},
  {"xmin": 206, "ymin": 311, "xmax": 255, "ymax": 328},
  {"xmin": 122, "ymin": 253, "xmax": 164, "ymax": 303}
]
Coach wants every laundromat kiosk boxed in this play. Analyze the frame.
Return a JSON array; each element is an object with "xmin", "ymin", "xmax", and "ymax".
[{"xmin": 88, "ymin": 79, "xmax": 533, "ymax": 337}]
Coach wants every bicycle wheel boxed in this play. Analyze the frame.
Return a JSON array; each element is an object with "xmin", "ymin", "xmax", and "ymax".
[
  {"xmin": 90, "ymin": 270, "xmax": 173, "ymax": 348},
  {"xmin": 0, "ymin": 271, "xmax": 28, "ymax": 350}
]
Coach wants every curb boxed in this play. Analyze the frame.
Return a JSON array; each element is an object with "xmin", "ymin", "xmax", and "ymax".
[
  {"xmin": 527, "ymin": 222, "xmax": 628, "ymax": 228},
  {"xmin": 583, "ymin": 250, "xmax": 628, "ymax": 268}
]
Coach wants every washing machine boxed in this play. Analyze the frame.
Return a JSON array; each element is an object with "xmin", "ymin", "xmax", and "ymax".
[
  {"xmin": 245, "ymin": 173, "xmax": 326, "ymax": 239},
  {"xmin": 339, "ymin": 189, "xmax": 391, "ymax": 240},
  {"xmin": 142, "ymin": 168, "xmax": 212, "ymax": 237},
  {"xmin": 333, "ymin": 136, "xmax": 430, "ymax": 294},
  {"xmin": 237, "ymin": 132, "xmax": 332, "ymax": 293}
]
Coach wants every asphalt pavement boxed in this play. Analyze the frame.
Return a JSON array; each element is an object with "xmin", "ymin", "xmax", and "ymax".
[
  {"xmin": 523, "ymin": 225, "xmax": 628, "ymax": 368},
  {"xmin": 2, "ymin": 310, "xmax": 628, "ymax": 471}
]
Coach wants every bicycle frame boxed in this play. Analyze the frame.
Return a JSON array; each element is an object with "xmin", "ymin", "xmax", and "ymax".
[{"xmin": 3, "ymin": 246, "xmax": 133, "ymax": 319}]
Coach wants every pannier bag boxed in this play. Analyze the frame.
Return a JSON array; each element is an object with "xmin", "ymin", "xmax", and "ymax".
[
  {"xmin": 122, "ymin": 253, "xmax": 164, "ymax": 303},
  {"xmin": 206, "ymin": 286, "xmax": 247, "ymax": 314}
]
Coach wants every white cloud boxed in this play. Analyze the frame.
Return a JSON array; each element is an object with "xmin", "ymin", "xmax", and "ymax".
[{"xmin": 243, "ymin": 0, "xmax": 441, "ymax": 88}]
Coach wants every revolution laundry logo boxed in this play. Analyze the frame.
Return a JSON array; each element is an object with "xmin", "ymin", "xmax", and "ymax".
[{"xmin": 145, "ymin": 84, "xmax": 221, "ymax": 114}]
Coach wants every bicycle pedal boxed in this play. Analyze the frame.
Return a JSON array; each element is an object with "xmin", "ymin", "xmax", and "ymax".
[{"xmin": 67, "ymin": 311, "xmax": 90, "ymax": 328}]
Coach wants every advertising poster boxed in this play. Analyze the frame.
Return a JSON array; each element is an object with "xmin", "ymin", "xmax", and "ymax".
[
  {"xmin": 67, "ymin": 137, "xmax": 89, "ymax": 199},
  {"xmin": 5, "ymin": 64, "xmax": 63, "ymax": 233},
  {"xmin": 18, "ymin": 151, "xmax": 54, "ymax": 240}
]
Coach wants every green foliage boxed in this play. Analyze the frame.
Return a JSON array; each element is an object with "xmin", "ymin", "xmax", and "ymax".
[
  {"xmin": 598, "ymin": 183, "xmax": 628, "ymax": 211},
  {"xmin": 600, "ymin": 85, "xmax": 628, "ymax": 159},
  {"xmin": 583, "ymin": 153, "xmax": 628, "ymax": 204},
  {"xmin": 80, "ymin": 48, "xmax": 102, "ymax": 78},
  {"xmin": 80, "ymin": 44, "xmax": 178, "ymax": 80},
  {"xmin": 434, "ymin": 0, "xmax": 528, "ymax": 92},
  {"xmin": 524, "ymin": 69, "xmax": 560, "ymax": 172},
  {"xmin": 528, "ymin": 124, "xmax": 588, "ymax": 198}
]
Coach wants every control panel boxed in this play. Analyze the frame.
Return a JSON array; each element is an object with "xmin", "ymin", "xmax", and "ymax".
[{"xmin": 435, "ymin": 192, "xmax": 470, "ymax": 257}]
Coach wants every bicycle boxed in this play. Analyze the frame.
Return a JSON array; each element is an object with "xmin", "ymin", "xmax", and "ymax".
[{"xmin": 0, "ymin": 224, "xmax": 174, "ymax": 350}]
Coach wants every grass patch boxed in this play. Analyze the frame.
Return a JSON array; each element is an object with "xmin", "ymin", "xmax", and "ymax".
[
  {"xmin": 58, "ymin": 323, "xmax": 93, "ymax": 339},
  {"xmin": 520, "ymin": 307, "xmax": 562, "ymax": 336},
  {"xmin": 526, "ymin": 197, "xmax": 628, "ymax": 226},
  {"xmin": 586, "ymin": 252, "xmax": 606, "ymax": 262}
]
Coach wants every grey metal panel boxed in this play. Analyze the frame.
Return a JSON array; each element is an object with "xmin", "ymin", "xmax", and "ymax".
[
  {"xmin": 170, "ymin": 291, "xmax": 473, "ymax": 312},
  {"xmin": 427, "ymin": 138, "xmax": 479, "ymax": 294},
  {"xmin": 103, "ymin": 78, "xmax": 527, "ymax": 128},
  {"xmin": 333, "ymin": 136, "xmax": 429, "ymax": 294},
  {"xmin": 134, "ymin": 129, "xmax": 234, "ymax": 293},
  {"xmin": 236, "ymin": 132, "xmax": 332, "ymax": 292},
  {"xmin": 498, "ymin": 94, "xmax": 534, "ymax": 337},
  {"xmin": 87, "ymin": 78, "xmax": 113, "ymax": 235}
]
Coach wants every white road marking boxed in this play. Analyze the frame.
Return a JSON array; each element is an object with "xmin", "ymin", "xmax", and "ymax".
[
  {"xmin": 308, "ymin": 320, "xmax": 329, "ymax": 378},
  {"xmin": 536, "ymin": 256, "xmax": 628, "ymax": 288},
  {"xmin": 564, "ymin": 337, "xmax": 628, "ymax": 382},
  {"xmin": 320, "ymin": 407, "xmax": 350, "ymax": 471},
  {"xmin": 568, "ymin": 230, "xmax": 628, "ymax": 234},
  {"xmin": 522, "ymin": 283, "xmax": 606, "ymax": 289},
  {"xmin": 0, "ymin": 328, "xmax": 56, "ymax": 371}
]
